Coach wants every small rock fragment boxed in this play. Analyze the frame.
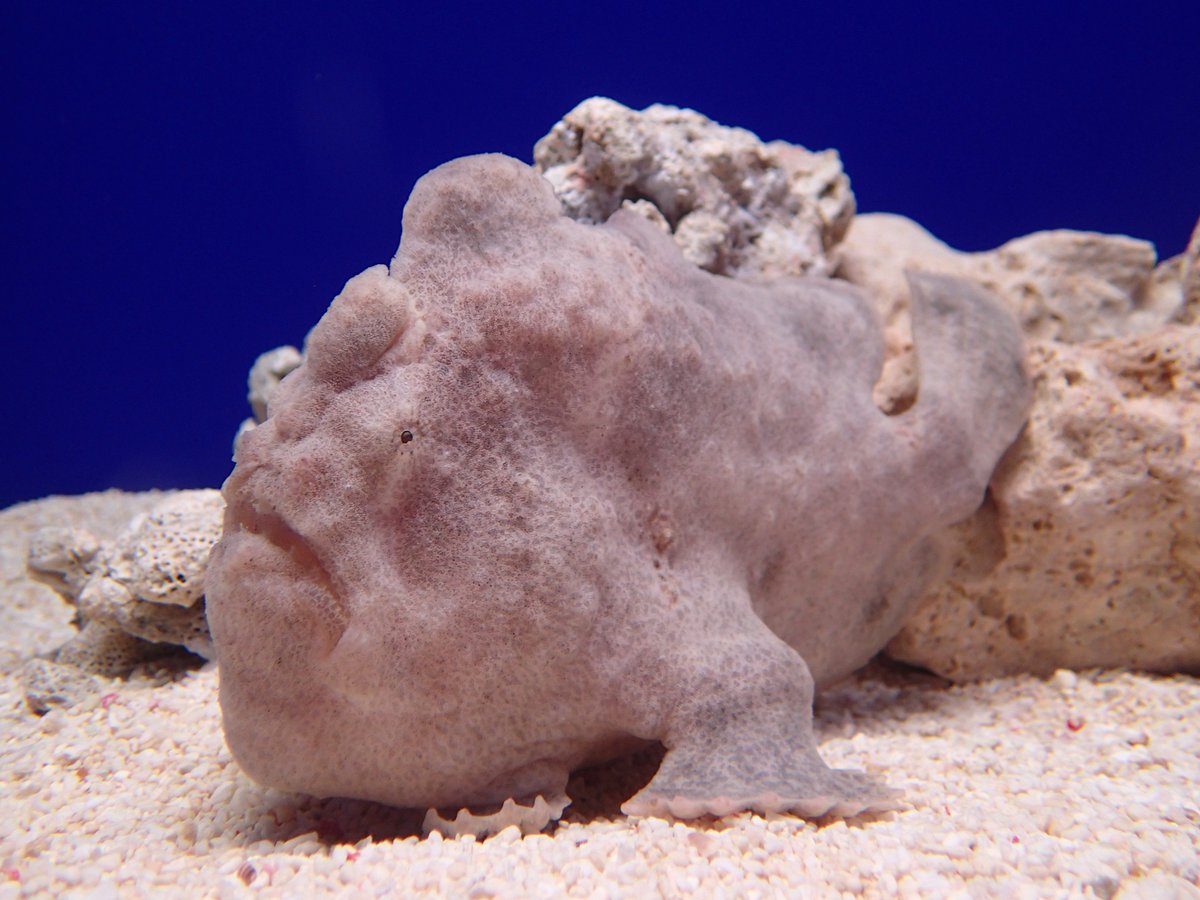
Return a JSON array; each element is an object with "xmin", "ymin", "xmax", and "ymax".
[
  {"xmin": 248, "ymin": 345, "xmax": 303, "ymax": 423},
  {"xmin": 18, "ymin": 490, "xmax": 224, "ymax": 709},
  {"xmin": 838, "ymin": 213, "xmax": 1192, "ymax": 412},
  {"xmin": 888, "ymin": 327, "xmax": 1200, "ymax": 679},
  {"xmin": 534, "ymin": 97, "xmax": 854, "ymax": 278}
]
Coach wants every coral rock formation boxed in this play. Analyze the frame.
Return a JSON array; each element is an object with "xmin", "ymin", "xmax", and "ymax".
[
  {"xmin": 534, "ymin": 97, "xmax": 854, "ymax": 278},
  {"xmin": 21, "ymin": 490, "xmax": 221, "ymax": 710},
  {"xmin": 887, "ymin": 326, "xmax": 1200, "ymax": 679},
  {"xmin": 836, "ymin": 212, "xmax": 1200, "ymax": 679}
]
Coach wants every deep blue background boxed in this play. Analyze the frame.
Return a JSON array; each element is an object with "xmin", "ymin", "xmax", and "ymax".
[{"xmin": 3, "ymin": 2, "xmax": 1198, "ymax": 509}]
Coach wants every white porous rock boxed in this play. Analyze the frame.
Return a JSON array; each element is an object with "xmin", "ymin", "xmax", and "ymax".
[
  {"xmin": 887, "ymin": 325, "xmax": 1200, "ymax": 680},
  {"xmin": 22, "ymin": 490, "xmax": 223, "ymax": 709},
  {"xmin": 26, "ymin": 525, "xmax": 102, "ymax": 598},
  {"xmin": 534, "ymin": 97, "xmax": 854, "ymax": 277},
  {"xmin": 979, "ymin": 230, "xmax": 1180, "ymax": 340},
  {"xmin": 838, "ymin": 213, "xmax": 1189, "ymax": 342},
  {"xmin": 248, "ymin": 345, "xmax": 303, "ymax": 423},
  {"xmin": 838, "ymin": 213, "xmax": 1196, "ymax": 413},
  {"xmin": 838, "ymin": 210, "xmax": 1199, "ymax": 679},
  {"xmin": 73, "ymin": 489, "xmax": 221, "ymax": 656},
  {"xmin": 4, "ymin": 490, "xmax": 174, "ymax": 710},
  {"xmin": 1172, "ymin": 215, "xmax": 1200, "ymax": 325},
  {"xmin": 2, "ymin": 490, "xmax": 170, "ymax": 664},
  {"xmin": 236, "ymin": 345, "xmax": 304, "ymax": 446},
  {"xmin": 122, "ymin": 488, "xmax": 225, "ymax": 607},
  {"xmin": 32, "ymin": 489, "xmax": 225, "ymax": 613}
]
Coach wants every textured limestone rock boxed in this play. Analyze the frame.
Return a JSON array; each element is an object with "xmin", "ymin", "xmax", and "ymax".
[
  {"xmin": 0, "ymin": 490, "xmax": 169, "ymax": 663},
  {"xmin": 887, "ymin": 326, "xmax": 1200, "ymax": 680},
  {"xmin": 534, "ymin": 97, "xmax": 854, "ymax": 278},
  {"xmin": 975, "ymin": 230, "xmax": 1182, "ymax": 340},
  {"xmin": 833, "ymin": 210, "xmax": 1199, "ymax": 679},
  {"xmin": 248, "ymin": 345, "xmax": 303, "ymax": 423},
  {"xmin": 28, "ymin": 487, "xmax": 223, "ymax": 619},
  {"xmin": 839, "ymin": 214, "xmax": 1188, "ymax": 340},
  {"xmin": 1171, "ymin": 216, "xmax": 1200, "ymax": 325},
  {"xmin": 1, "ymin": 490, "xmax": 174, "ymax": 710},
  {"xmin": 20, "ymin": 490, "xmax": 222, "ymax": 710},
  {"xmin": 837, "ymin": 212, "xmax": 1200, "ymax": 679},
  {"xmin": 837, "ymin": 214, "xmax": 1192, "ymax": 413},
  {"xmin": 235, "ymin": 345, "xmax": 304, "ymax": 447}
]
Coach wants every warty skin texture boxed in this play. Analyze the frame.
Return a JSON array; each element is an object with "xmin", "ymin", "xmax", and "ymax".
[{"xmin": 206, "ymin": 154, "xmax": 1031, "ymax": 822}]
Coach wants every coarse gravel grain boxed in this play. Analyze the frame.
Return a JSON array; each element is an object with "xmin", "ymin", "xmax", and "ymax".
[{"xmin": 1, "ymin": 653, "xmax": 1197, "ymax": 898}]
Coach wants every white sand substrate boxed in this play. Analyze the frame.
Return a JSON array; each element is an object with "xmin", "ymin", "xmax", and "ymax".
[{"xmin": 2, "ymin": 653, "xmax": 1197, "ymax": 898}]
